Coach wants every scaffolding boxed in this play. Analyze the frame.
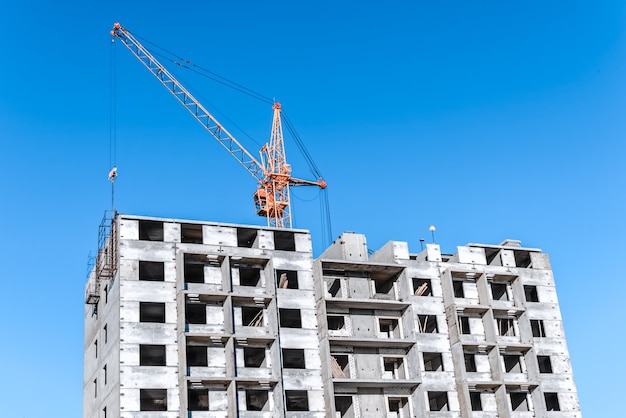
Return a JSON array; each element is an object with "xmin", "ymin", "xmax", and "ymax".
[{"xmin": 85, "ymin": 211, "xmax": 118, "ymax": 305}]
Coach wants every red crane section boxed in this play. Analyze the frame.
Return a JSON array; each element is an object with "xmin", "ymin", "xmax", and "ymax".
[{"xmin": 111, "ymin": 23, "xmax": 326, "ymax": 228}]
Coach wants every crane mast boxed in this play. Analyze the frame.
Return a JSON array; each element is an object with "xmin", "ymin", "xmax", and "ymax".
[{"xmin": 111, "ymin": 23, "xmax": 326, "ymax": 228}]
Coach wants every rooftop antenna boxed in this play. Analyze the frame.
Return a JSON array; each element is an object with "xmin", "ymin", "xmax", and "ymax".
[
  {"xmin": 420, "ymin": 238, "xmax": 425, "ymax": 251},
  {"xmin": 429, "ymin": 225, "xmax": 436, "ymax": 243}
]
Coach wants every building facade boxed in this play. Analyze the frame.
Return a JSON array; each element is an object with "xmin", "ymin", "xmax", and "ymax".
[{"xmin": 84, "ymin": 214, "xmax": 580, "ymax": 417}]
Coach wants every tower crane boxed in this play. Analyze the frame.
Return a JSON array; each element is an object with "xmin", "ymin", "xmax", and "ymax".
[{"xmin": 110, "ymin": 23, "xmax": 326, "ymax": 228}]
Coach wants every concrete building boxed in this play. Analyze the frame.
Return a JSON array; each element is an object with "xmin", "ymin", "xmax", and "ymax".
[{"xmin": 84, "ymin": 213, "xmax": 580, "ymax": 417}]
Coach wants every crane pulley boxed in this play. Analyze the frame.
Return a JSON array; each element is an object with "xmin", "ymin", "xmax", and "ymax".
[{"xmin": 110, "ymin": 23, "xmax": 326, "ymax": 228}]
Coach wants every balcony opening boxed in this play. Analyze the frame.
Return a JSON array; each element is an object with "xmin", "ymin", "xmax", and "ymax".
[
  {"xmin": 181, "ymin": 223, "xmax": 203, "ymax": 244},
  {"xmin": 282, "ymin": 348, "xmax": 306, "ymax": 369},
  {"xmin": 379, "ymin": 318, "xmax": 401, "ymax": 338},
  {"xmin": 524, "ymin": 285, "xmax": 539, "ymax": 302},
  {"xmin": 184, "ymin": 254, "xmax": 205, "ymax": 283},
  {"xmin": 139, "ymin": 220, "xmax": 163, "ymax": 241},
  {"xmin": 186, "ymin": 345, "xmax": 208, "ymax": 367},
  {"xmin": 239, "ymin": 266, "xmax": 262, "ymax": 287},
  {"xmin": 538, "ymin": 355, "xmax": 553, "ymax": 373},
  {"xmin": 188, "ymin": 388, "xmax": 209, "ymax": 411},
  {"xmin": 417, "ymin": 315, "xmax": 438, "ymax": 333},
  {"xmin": 428, "ymin": 391, "xmax": 449, "ymax": 411},
  {"xmin": 242, "ymin": 306, "xmax": 264, "ymax": 327},
  {"xmin": 139, "ymin": 261, "xmax": 165, "ymax": 281},
  {"xmin": 140, "ymin": 389, "xmax": 167, "ymax": 411},
  {"xmin": 423, "ymin": 352, "xmax": 443, "ymax": 372},
  {"xmin": 285, "ymin": 390, "xmax": 309, "ymax": 411},
  {"xmin": 243, "ymin": 347, "xmax": 266, "ymax": 368},
  {"xmin": 413, "ymin": 278, "xmax": 432, "ymax": 296},
  {"xmin": 246, "ymin": 389, "xmax": 270, "ymax": 411},
  {"xmin": 279, "ymin": 308, "xmax": 302, "ymax": 328},
  {"xmin": 186, "ymin": 303, "xmax": 207, "ymax": 324},
  {"xmin": 237, "ymin": 227, "xmax": 258, "ymax": 248},
  {"xmin": 277, "ymin": 270, "xmax": 298, "ymax": 289},
  {"xmin": 274, "ymin": 231, "xmax": 296, "ymax": 251}
]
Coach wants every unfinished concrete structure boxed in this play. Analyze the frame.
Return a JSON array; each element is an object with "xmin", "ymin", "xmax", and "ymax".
[{"xmin": 84, "ymin": 214, "xmax": 580, "ymax": 417}]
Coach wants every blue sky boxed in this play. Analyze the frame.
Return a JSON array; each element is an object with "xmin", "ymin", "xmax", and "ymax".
[{"xmin": 1, "ymin": 1, "xmax": 623, "ymax": 416}]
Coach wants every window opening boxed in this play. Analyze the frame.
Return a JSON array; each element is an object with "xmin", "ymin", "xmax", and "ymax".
[
  {"xmin": 503, "ymin": 354, "xmax": 523, "ymax": 373},
  {"xmin": 537, "ymin": 355, "xmax": 553, "ymax": 373},
  {"xmin": 470, "ymin": 391, "xmax": 482, "ymax": 411},
  {"xmin": 103, "ymin": 365, "xmax": 107, "ymax": 385},
  {"xmin": 94, "ymin": 339, "xmax": 98, "ymax": 358},
  {"xmin": 509, "ymin": 392, "xmax": 530, "ymax": 411},
  {"xmin": 181, "ymin": 223, "xmax": 203, "ymax": 244},
  {"xmin": 139, "ymin": 220, "xmax": 163, "ymax": 241},
  {"xmin": 326, "ymin": 278, "xmax": 342, "ymax": 297},
  {"xmin": 496, "ymin": 317, "xmax": 516, "ymax": 336},
  {"xmin": 531, "ymin": 319, "xmax": 546, "ymax": 337},
  {"xmin": 104, "ymin": 324, "xmax": 108, "ymax": 344},
  {"xmin": 335, "ymin": 396, "xmax": 354, "ymax": 417},
  {"xmin": 242, "ymin": 306, "xmax": 264, "ymax": 327},
  {"xmin": 246, "ymin": 389, "xmax": 269, "ymax": 411},
  {"xmin": 274, "ymin": 231, "xmax": 296, "ymax": 251},
  {"xmin": 453, "ymin": 279, "xmax": 465, "ymax": 298},
  {"xmin": 239, "ymin": 266, "xmax": 262, "ymax": 287},
  {"xmin": 94, "ymin": 378, "xmax": 97, "ymax": 397},
  {"xmin": 243, "ymin": 347, "xmax": 266, "ymax": 368},
  {"xmin": 379, "ymin": 318, "xmax": 401, "ymax": 338},
  {"xmin": 186, "ymin": 345, "xmax": 208, "ymax": 367},
  {"xmin": 423, "ymin": 352, "xmax": 443, "ymax": 372},
  {"xmin": 184, "ymin": 254, "xmax": 205, "ymax": 283},
  {"xmin": 186, "ymin": 303, "xmax": 207, "ymax": 324},
  {"xmin": 417, "ymin": 315, "xmax": 438, "ymax": 333},
  {"xmin": 331, "ymin": 354, "xmax": 349, "ymax": 378},
  {"xmin": 374, "ymin": 278, "xmax": 395, "ymax": 299},
  {"xmin": 383, "ymin": 357, "xmax": 406, "ymax": 379},
  {"xmin": 464, "ymin": 353, "xmax": 477, "ymax": 372},
  {"xmin": 285, "ymin": 390, "xmax": 309, "ymax": 411},
  {"xmin": 491, "ymin": 282, "xmax": 509, "ymax": 301},
  {"xmin": 188, "ymin": 388, "xmax": 209, "ymax": 411},
  {"xmin": 140, "ymin": 302, "xmax": 166, "ymax": 323},
  {"xmin": 524, "ymin": 285, "xmax": 539, "ymax": 302},
  {"xmin": 277, "ymin": 270, "xmax": 298, "ymax": 289},
  {"xmin": 413, "ymin": 278, "xmax": 432, "ymax": 296},
  {"xmin": 140, "ymin": 345, "xmax": 166, "ymax": 366},
  {"xmin": 428, "ymin": 391, "xmax": 449, "ymax": 411},
  {"xmin": 139, "ymin": 261, "xmax": 165, "ymax": 281},
  {"xmin": 327, "ymin": 315, "xmax": 346, "ymax": 331},
  {"xmin": 545, "ymin": 392, "xmax": 560, "ymax": 411},
  {"xmin": 388, "ymin": 396, "xmax": 410, "ymax": 417},
  {"xmin": 459, "ymin": 316, "xmax": 471, "ymax": 334},
  {"xmin": 140, "ymin": 389, "xmax": 167, "ymax": 411},
  {"xmin": 237, "ymin": 228, "xmax": 258, "ymax": 248},
  {"xmin": 282, "ymin": 348, "xmax": 306, "ymax": 369},
  {"xmin": 279, "ymin": 308, "xmax": 302, "ymax": 328}
]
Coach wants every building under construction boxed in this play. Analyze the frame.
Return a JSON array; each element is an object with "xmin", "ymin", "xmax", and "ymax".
[{"xmin": 83, "ymin": 213, "xmax": 580, "ymax": 417}]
